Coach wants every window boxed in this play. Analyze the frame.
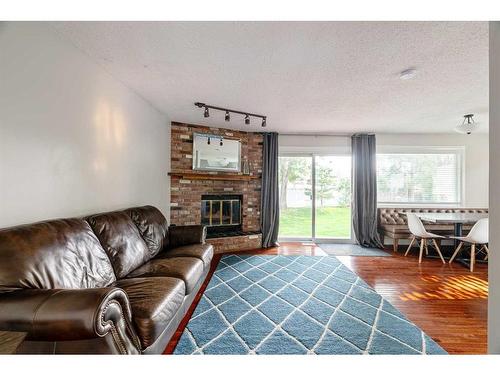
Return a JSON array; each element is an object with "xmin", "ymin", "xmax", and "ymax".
[
  {"xmin": 278, "ymin": 154, "xmax": 352, "ymax": 240},
  {"xmin": 377, "ymin": 148, "xmax": 463, "ymax": 205}
]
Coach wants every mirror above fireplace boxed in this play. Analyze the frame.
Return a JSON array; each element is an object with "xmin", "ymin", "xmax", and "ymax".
[{"xmin": 192, "ymin": 132, "xmax": 241, "ymax": 172}]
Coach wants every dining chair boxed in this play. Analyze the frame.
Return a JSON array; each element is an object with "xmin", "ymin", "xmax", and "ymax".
[
  {"xmin": 449, "ymin": 218, "xmax": 489, "ymax": 272},
  {"xmin": 404, "ymin": 213, "xmax": 446, "ymax": 264}
]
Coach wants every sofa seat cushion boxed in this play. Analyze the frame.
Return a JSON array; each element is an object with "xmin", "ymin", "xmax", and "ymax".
[
  {"xmin": 380, "ymin": 224, "xmax": 457, "ymax": 234},
  {"xmin": 158, "ymin": 244, "xmax": 214, "ymax": 268},
  {"xmin": 114, "ymin": 277, "xmax": 185, "ymax": 349},
  {"xmin": 379, "ymin": 224, "xmax": 411, "ymax": 234},
  {"xmin": 127, "ymin": 257, "xmax": 204, "ymax": 294},
  {"xmin": 379, "ymin": 223, "xmax": 473, "ymax": 235}
]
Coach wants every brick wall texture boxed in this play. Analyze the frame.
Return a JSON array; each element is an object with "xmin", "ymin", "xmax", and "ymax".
[{"xmin": 170, "ymin": 122, "xmax": 263, "ymax": 252}]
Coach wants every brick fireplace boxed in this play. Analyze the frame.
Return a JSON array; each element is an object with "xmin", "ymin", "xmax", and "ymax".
[{"xmin": 169, "ymin": 122, "xmax": 263, "ymax": 253}]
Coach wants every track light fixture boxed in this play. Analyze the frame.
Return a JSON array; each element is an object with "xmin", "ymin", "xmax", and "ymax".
[
  {"xmin": 220, "ymin": 138, "xmax": 224, "ymax": 146},
  {"xmin": 195, "ymin": 102, "xmax": 268, "ymax": 127},
  {"xmin": 207, "ymin": 137, "xmax": 211, "ymax": 145}
]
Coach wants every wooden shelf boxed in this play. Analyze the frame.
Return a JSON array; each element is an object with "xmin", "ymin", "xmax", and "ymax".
[{"xmin": 168, "ymin": 171, "xmax": 260, "ymax": 181}]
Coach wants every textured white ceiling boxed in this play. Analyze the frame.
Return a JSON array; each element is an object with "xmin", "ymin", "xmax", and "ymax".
[{"xmin": 50, "ymin": 21, "xmax": 489, "ymax": 134}]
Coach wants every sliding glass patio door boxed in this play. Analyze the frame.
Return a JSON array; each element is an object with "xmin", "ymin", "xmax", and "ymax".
[
  {"xmin": 278, "ymin": 156, "xmax": 313, "ymax": 238},
  {"xmin": 278, "ymin": 154, "xmax": 352, "ymax": 241}
]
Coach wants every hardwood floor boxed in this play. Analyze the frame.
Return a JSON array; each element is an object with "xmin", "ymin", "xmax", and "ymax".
[
  {"xmin": 339, "ymin": 249, "xmax": 487, "ymax": 354},
  {"xmin": 164, "ymin": 242, "xmax": 488, "ymax": 355}
]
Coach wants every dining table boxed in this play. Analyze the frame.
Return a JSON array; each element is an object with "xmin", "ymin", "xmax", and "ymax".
[{"xmin": 413, "ymin": 212, "xmax": 489, "ymax": 266}]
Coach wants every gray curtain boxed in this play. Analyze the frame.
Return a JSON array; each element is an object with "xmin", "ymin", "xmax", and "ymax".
[
  {"xmin": 351, "ymin": 134, "xmax": 383, "ymax": 248},
  {"xmin": 261, "ymin": 132, "xmax": 280, "ymax": 248}
]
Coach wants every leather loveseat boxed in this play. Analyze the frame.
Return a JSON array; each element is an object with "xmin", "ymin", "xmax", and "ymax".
[
  {"xmin": 0, "ymin": 205, "xmax": 213, "ymax": 354},
  {"xmin": 378, "ymin": 207, "xmax": 489, "ymax": 252}
]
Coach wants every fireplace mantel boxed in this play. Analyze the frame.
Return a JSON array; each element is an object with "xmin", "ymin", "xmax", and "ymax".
[{"xmin": 168, "ymin": 171, "xmax": 260, "ymax": 181}]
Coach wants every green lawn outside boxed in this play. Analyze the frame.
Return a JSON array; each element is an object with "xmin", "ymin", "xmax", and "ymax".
[{"xmin": 279, "ymin": 206, "xmax": 351, "ymax": 238}]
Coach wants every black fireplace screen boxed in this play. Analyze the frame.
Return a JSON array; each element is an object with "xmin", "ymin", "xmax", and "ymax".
[{"xmin": 201, "ymin": 197, "xmax": 241, "ymax": 226}]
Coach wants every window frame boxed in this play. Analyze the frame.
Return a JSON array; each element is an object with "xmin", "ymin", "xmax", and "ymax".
[
  {"xmin": 376, "ymin": 145, "xmax": 465, "ymax": 207},
  {"xmin": 277, "ymin": 150, "xmax": 354, "ymax": 243}
]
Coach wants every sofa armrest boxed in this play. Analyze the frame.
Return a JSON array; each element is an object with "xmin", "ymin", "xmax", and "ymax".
[
  {"xmin": 0, "ymin": 288, "xmax": 137, "ymax": 344},
  {"xmin": 169, "ymin": 225, "xmax": 207, "ymax": 248}
]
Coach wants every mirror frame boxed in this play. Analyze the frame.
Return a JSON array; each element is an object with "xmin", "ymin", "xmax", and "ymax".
[{"xmin": 192, "ymin": 132, "xmax": 242, "ymax": 172}]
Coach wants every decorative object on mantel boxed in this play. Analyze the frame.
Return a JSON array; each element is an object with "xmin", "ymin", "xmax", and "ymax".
[
  {"xmin": 242, "ymin": 157, "xmax": 250, "ymax": 175},
  {"xmin": 194, "ymin": 102, "xmax": 267, "ymax": 127},
  {"xmin": 455, "ymin": 114, "xmax": 477, "ymax": 134}
]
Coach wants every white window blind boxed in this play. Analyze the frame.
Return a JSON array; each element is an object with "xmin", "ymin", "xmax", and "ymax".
[{"xmin": 377, "ymin": 150, "xmax": 462, "ymax": 204}]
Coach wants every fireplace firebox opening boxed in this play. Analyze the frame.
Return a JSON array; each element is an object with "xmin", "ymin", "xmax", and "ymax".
[{"xmin": 201, "ymin": 194, "xmax": 250, "ymax": 238}]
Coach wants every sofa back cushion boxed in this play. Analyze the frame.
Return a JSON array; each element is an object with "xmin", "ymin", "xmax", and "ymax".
[
  {"xmin": 125, "ymin": 206, "xmax": 169, "ymax": 257},
  {"xmin": 0, "ymin": 219, "xmax": 116, "ymax": 290},
  {"xmin": 378, "ymin": 207, "xmax": 489, "ymax": 226},
  {"xmin": 86, "ymin": 210, "xmax": 151, "ymax": 278}
]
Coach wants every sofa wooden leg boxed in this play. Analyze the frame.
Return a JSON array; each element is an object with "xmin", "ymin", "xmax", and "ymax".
[{"xmin": 393, "ymin": 238, "xmax": 399, "ymax": 252}]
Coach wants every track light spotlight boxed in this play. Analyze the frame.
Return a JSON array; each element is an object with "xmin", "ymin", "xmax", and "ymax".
[
  {"xmin": 204, "ymin": 107, "xmax": 209, "ymax": 118},
  {"xmin": 207, "ymin": 137, "xmax": 211, "ymax": 145},
  {"xmin": 225, "ymin": 111, "xmax": 230, "ymax": 122},
  {"xmin": 220, "ymin": 138, "xmax": 224, "ymax": 146},
  {"xmin": 261, "ymin": 117, "xmax": 267, "ymax": 127},
  {"xmin": 245, "ymin": 115, "xmax": 250, "ymax": 125}
]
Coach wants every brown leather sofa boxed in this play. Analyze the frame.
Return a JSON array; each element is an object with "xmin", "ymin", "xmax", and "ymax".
[
  {"xmin": 0, "ymin": 205, "xmax": 213, "ymax": 354},
  {"xmin": 378, "ymin": 207, "xmax": 489, "ymax": 252}
]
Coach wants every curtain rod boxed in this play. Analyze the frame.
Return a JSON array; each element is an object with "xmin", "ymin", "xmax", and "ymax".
[
  {"xmin": 279, "ymin": 133, "xmax": 352, "ymax": 137},
  {"xmin": 279, "ymin": 132, "xmax": 376, "ymax": 137}
]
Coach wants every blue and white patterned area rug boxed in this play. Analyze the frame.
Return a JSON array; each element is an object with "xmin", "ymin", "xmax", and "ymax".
[{"xmin": 173, "ymin": 255, "xmax": 447, "ymax": 355}]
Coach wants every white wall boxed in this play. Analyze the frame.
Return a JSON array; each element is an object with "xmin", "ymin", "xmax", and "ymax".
[
  {"xmin": 280, "ymin": 133, "xmax": 489, "ymax": 208},
  {"xmin": 488, "ymin": 21, "xmax": 500, "ymax": 354},
  {"xmin": 0, "ymin": 22, "xmax": 170, "ymax": 228}
]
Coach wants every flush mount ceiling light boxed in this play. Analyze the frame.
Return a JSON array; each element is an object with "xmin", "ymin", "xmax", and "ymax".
[
  {"xmin": 455, "ymin": 114, "xmax": 478, "ymax": 135},
  {"xmin": 399, "ymin": 68, "xmax": 417, "ymax": 80},
  {"xmin": 195, "ymin": 102, "xmax": 268, "ymax": 127}
]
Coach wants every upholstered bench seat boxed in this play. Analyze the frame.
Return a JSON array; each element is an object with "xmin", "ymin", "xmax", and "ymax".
[{"xmin": 378, "ymin": 207, "xmax": 488, "ymax": 252}]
